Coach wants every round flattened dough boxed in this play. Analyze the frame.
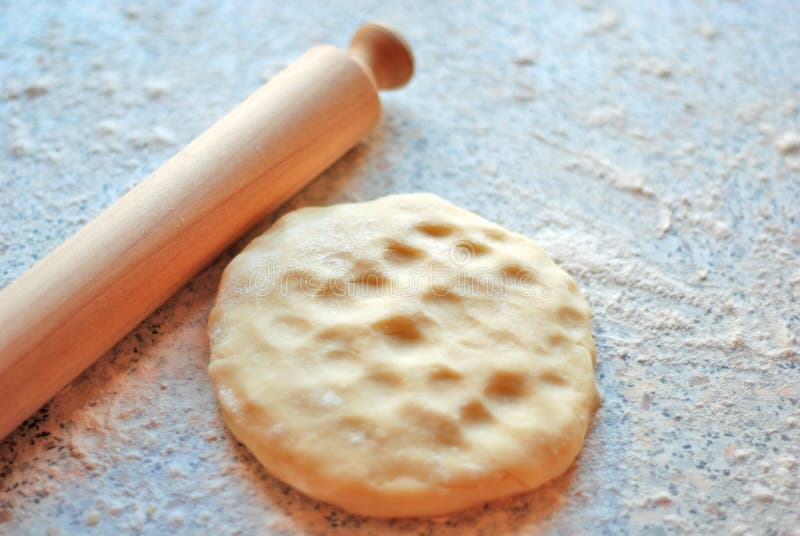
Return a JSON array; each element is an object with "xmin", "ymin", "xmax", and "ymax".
[{"xmin": 208, "ymin": 193, "xmax": 600, "ymax": 517}]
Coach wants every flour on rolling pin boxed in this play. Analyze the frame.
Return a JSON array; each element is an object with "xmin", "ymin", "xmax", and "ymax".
[{"xmin": 0, "ymin": 23, "xmax": 414, "ymax": 440}]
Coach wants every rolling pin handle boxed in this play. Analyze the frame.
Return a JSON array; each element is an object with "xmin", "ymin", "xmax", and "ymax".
[{"xmin": 349, "ymin": 22, "xmax": 414, "ymax": 90}]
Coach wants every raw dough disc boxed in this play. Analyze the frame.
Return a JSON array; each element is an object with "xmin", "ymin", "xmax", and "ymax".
[{"xmin": 208, "ymin": 193, "xmax": 600, "ymax": 517}]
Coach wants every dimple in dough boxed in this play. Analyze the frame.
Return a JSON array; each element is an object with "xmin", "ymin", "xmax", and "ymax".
[{"xmin": 208, "ymin": 193, "xmax": 600, "ymax": 517}]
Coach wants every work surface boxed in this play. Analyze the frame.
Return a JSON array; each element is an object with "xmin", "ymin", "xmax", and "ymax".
[{"xmin": 1, "ymin": 1, "xmax": 798, "ymax": 534}]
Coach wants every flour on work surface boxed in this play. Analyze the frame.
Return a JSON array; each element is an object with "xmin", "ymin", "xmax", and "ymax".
[{"xmin": 1, "ymin": 2, "xmax": 798, "ymax": 534}]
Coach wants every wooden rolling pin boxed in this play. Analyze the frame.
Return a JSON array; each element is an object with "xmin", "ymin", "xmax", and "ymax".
[{"xmin": 0, "ymin": 23, "xmax": 414, "ymax": 439}]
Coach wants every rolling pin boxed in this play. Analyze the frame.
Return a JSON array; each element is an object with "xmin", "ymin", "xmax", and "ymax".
[{"xmin": 0, "ymin": 23, "xmax": 414, "ymax": 439}]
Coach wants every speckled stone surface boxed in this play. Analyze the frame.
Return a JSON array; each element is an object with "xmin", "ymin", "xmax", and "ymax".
[{"xmin": 1, "ymin": 1, "xmax": 799, "ymax": 534}]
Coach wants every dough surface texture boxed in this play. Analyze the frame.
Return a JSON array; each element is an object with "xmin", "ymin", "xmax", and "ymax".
[{"xmin": 208, "ymin": 193, "xmax": 600, "ymax": 517}]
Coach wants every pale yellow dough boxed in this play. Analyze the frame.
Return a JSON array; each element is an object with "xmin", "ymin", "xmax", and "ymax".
[{"xmin": 208, "ymin": 193, "xmax": 600, "ymax": 517}]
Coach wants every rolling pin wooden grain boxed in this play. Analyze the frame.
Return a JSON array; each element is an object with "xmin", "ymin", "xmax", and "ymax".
[{"xmin": 0, "ymin": 23, "xmax": 414, "ymax": 439}]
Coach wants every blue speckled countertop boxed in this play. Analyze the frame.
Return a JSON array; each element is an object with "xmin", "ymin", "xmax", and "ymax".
[{"xmin": 1, "ymin": 1, "xmax": 798, "ymax": 534}]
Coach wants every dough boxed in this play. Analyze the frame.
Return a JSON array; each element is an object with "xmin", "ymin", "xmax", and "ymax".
[{"xmin": 208, "ymin": 193, "xmax": 600, "ymax": 517}]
